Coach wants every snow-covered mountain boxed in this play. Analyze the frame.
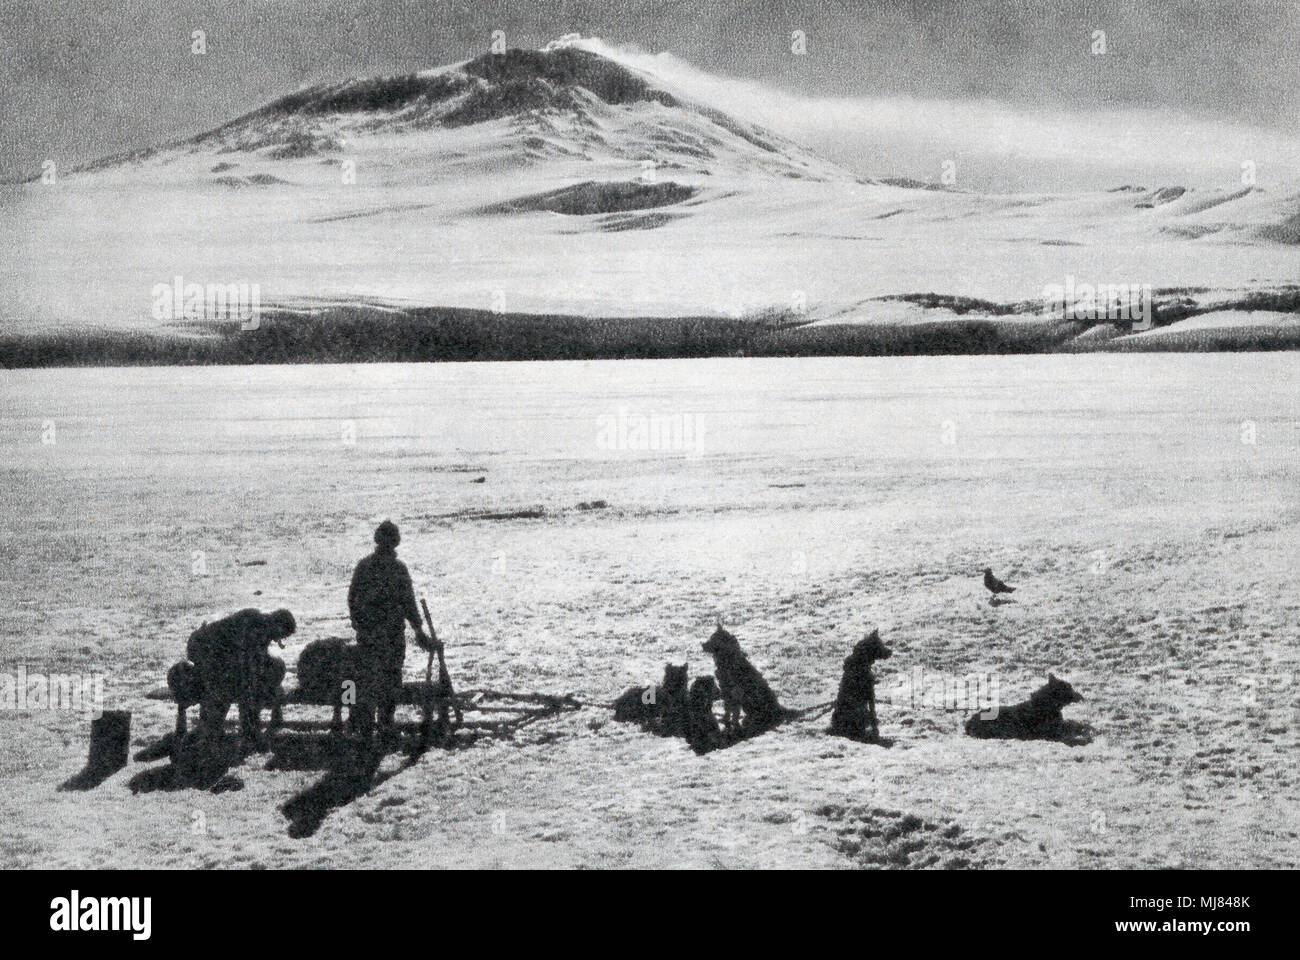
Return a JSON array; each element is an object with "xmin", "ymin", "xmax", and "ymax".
[
  {"xmin": 2, "ymin": 37, "xmax": 1297, "ymax": 343},
  {"xmin": 89, "ymin": 42, "xmax": 852, "ymax": 185}
]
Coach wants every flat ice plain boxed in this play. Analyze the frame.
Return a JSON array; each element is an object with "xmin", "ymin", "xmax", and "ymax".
[{"xmin": 0, "ymin": 353, "xmax": 1296, "ymax": 867}]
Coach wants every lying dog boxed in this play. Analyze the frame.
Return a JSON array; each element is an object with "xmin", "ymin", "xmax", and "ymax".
[
  {"xmin": 701, "ymin": 624, "xmax": 790, "ymax": 736},
  {"xmin": 964, "ymin": 674, "xmax": 1082, "ymax": 739},
  {"xmin": 829, "ymin": 629, "xmax": 892, "ymax": 742},
  {"xmin": 685, "ymin": 675, "xmax": 723, "ymax": 754},
  {"xmin": 613, "ymin": 663, "xmax": 689, "ymax": 737}
]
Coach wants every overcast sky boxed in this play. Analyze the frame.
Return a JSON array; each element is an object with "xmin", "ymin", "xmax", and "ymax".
[{"xmin": 2, "ymin": 0, "xmax": 1296, "ymax": 188}]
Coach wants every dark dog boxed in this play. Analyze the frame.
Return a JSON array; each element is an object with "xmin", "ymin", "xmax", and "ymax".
[
  {"xmin": 701, "ymin": 624, "xmax": 789, "ymax": 736},
  {"xmin": 296, "ymin": 637, "xmax": 365, "ymax": 733},
  {"xmin": 685, "ymin": 675, "xmax": 723, "ymax": 754},
  {"xmin": 167, "ymin": 655, "xmax": 284, "ymax": 744},
  {"xmin": 613, "ymin": 663, "xmax": 689, "ymax": 736},
  {"xmin": 829, "ymin": 629, "xmax": 892, "ymax": 742},
  {"xmin": 655, "ymin": 664, "xmax": 689, "ymax": 736},
  {"xmin": 964, "ymin": 674, "xmax": 1082, "ymax": 739}
]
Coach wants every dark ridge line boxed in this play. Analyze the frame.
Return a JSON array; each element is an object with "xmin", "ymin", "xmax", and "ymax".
[{"xmin": 5, "ymin": 290, "xmax": 1300, "ymax": 369}]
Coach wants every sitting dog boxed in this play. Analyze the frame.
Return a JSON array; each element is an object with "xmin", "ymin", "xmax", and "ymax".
[
  {"xmin": 829, "ymin": 629, "xmax": 892, "ymax": 742},
  {"xmin": 613, "ymin": 663, "xmax": 689, "ymax": 737},
  {"xmin": 167, "ymin": 655, "xmax": 285, "ymax": 744},
  {"xmin": 684, "ymin": 675, "xmax": 723, "ymax": 754},
  {"xmin": 655, "ymin": 663, "xmax": 689, "ymax": 737},
  {"xmin": 701, "ymin": 623, "xmax": 790, "ymax": 736},
  {"xmin": 964, "ymin": 674, "xmax": 1083, "ymax": 739}
]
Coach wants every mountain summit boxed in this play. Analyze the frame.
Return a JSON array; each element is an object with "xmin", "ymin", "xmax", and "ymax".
[
  {"xmin": 87, "ymin": 42, "xmax": 850, "ymax": 184},
  {"xmin": 262, "ymin": 46, "xmax": 682, "ymax": 122}
]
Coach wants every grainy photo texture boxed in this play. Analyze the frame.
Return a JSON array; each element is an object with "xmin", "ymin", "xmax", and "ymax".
[{"xmin": 1, "ymin": 1, "xmax": 1296, "ymax": 879}]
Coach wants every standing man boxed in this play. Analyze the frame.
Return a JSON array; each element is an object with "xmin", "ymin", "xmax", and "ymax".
[{"xmin": 347, "ymin": 520, "xmax": 436, "ymax": 745}]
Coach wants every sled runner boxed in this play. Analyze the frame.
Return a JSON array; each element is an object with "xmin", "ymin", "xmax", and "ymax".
[{"xmin": 147, "ymin": 666, "xmax": 581, "ymax": 746}]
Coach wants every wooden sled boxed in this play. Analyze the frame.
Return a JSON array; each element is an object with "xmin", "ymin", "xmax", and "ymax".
[{"xmin": 147, "ymin": 681, "xmax": 581, "ymax": 746}]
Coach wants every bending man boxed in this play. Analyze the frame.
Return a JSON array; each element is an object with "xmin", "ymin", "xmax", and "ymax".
[{"xmin": 185, "ymin": 607, "xmax": 295, "ymax": 750}]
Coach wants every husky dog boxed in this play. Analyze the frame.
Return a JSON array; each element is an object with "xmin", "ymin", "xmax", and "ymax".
[
  {"xmin": 685, "ymin": 675, "xmax": 723, "ymax": 754},
  {"xmin": 296, "ymin": 637, "xmax": 366, "ymax": 732},
  {"xmin": 701, "ymin": 624, "xmax": 790, "ymax": 736},
  {"xmin": 829, "ymin": 629, "xmax": 892, "ymax": 742},
  {"xmin": 964, "ymin": 674, "xmax": 1082, "ymax": 739},
  {"xmin": 613, "ymin": 663, "xmax": 689, "ymax": 737}
]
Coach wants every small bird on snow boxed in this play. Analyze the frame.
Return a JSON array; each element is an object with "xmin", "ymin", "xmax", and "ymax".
[{"xmin": 983, "ymin": 567, "xmax": 1016, "ymax": 597}]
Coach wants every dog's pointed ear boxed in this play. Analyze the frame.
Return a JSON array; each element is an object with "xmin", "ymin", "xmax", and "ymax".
[
  {"xmin": 867, "ymin": 628, "xmax": 879, "ymax": 641},
  {"xmin": 1048, "ymin": 672, "xmax": 1059, "ymax": 683}
]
